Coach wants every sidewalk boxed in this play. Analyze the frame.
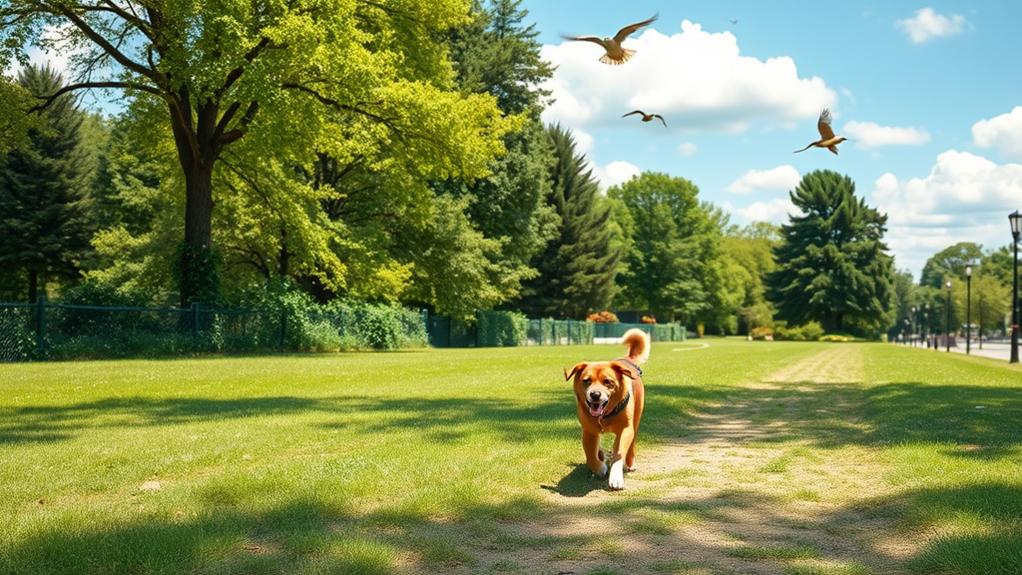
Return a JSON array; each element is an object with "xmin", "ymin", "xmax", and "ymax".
[{"xmin": 900, "ymin": 341, "xmax": 1013, "ymax": 362}]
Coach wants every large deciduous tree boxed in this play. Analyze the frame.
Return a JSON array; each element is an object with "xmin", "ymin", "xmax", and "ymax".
[
  {"xmin": 1, "ymin": 0, "xmax": 511, "ymax": 305},
  {"xmin": 0, "ymin": 65, "xmax": 93, "ymax": 302},
  {"xmin": 609, "ymin": 171, "xmax": 718, "ymax": 323},
  {"xmin": 920, "ymin": 242, "xmax": 983, "ymax": 289},
  {"xmin": 768, "ymin": 170, "xmax": 894, "ymax": 334},
  {"xmin": 517, "ymin": 125, "xmax": 620, "ymax": 318}
]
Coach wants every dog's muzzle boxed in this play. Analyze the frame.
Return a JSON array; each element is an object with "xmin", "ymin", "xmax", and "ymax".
[{"xmin": 586, "ymin": 391, "xmax": 608, "ymax": 417}]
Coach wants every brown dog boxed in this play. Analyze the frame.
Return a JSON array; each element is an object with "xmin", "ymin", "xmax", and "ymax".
[{"xmin": 564, "ymin": 328, "xmax": 649, "ymax": 490}]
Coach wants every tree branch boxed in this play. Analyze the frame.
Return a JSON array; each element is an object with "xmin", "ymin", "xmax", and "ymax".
[
  {"xmin": 28, "ymin": 80, "xmax": 161, "ymax": 112},
  {"xmin": 281, "ymin": 83, "xmax": 403, "ymax": 137},
  {"xmin": 57, "ymin": 5, "xmax": 158, "ymax": 82},
  {"xmin": 216, "ymin": 37, "xmax": 272, "ymax": 98}
]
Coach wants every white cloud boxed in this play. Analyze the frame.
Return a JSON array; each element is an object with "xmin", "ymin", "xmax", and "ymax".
[
  {"xmin": 677, "ymin": 142, "xmax": 697, "ymax": 157},
  {"xmin": 896, "ymin": 8, "xmax": 967, "ymax": 44},
  {"xmin": 540, "ymin": 20, "xmax": 835, "ymax": 133},
  {"xmin": 590, "ymin": 160, "xmax": 641, "ymax": 191},
  {"xmin": 725, "ymin": 197, "xmax": 801, "ymax": 225},
  {"xmin": 843, "ymin": 121, "xmax": 931, "ymax": 149},
  {"xmin": 871, "ymin": 150, "xmax": 1022, "ymax": 274},
  {"xmin": 572, "ymin": 127, "xmax": 595, "ymax": 155},
  {"xmin": 727, "ymin": 165, "xmax": 801, "ymax": 194},
  {"xmin": 972, "ymin": 106, "xmax": 1022, "ymax": 160}
]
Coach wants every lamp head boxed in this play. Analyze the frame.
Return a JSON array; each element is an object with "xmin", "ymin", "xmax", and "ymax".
[
  {"xmin": 946, "ymin": 280, "xmax": 952, "ymax": 289},
  {"xmin": 966, "ymin": 265, "xmax": 972, "ymax": 277},
  {"xmin": 1010, "ymin": 210, "xmax": 1022, "ymax": 236}
]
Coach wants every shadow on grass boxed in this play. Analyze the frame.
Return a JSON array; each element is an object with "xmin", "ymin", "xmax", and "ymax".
[{"xmin": 12, "ymin": 480, "xmax": 1020, "ymax": 575}]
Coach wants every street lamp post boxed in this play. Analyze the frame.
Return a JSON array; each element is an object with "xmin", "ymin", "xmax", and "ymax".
[
  {"xmin": 924, "ymin": 305, "xmax": 930, "ymax": 348},
  {"xmin": 911, "ymin": 306, "xmax": 917, "ymax": 347},
  {"xmin": 1010, "ymin": 211, "xmax": 1021, "ymax": 363},
  {"xmin": 965, "ymin": 264, "xmax": 972, "ymax": 355},
  {"xmin": 945, "ymin": 280, "xmax": 952, "ymax": 352}
]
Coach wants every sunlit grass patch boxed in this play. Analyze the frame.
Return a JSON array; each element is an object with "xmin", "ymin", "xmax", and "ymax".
[{"xmin": 727, "ymin": 544, "xmax": 821, "ymax": 560}]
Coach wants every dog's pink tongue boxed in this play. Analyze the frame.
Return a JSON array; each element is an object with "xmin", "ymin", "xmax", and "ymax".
[{"xmin": 588, "ymin": 405, "xmax": 605, "ymax": 417}]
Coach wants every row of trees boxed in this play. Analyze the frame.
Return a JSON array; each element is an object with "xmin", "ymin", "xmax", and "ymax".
[{"xmin": 2, "ymin": 0, "xmax": 981, "ymax": 340}]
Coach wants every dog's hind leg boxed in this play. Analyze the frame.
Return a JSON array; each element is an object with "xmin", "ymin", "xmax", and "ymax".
[{"xmin": 583, "ymin": 431, "xmax": 607, "ymax": 476}]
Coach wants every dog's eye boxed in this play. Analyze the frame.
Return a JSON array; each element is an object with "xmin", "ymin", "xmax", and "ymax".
[
  {"xmin": 583, "ymin": 378, "xmax": 591, "ymax": 386},
  {"xmin": 604, "ymin": 379, "xmax": 614, "ymax": 386}
]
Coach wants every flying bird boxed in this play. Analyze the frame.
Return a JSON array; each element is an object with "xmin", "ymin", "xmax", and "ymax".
[
  {"xmin": 561, "ymin": 14, "xmax": 659, "ymax": 65},
  {"xmin": 623, "ymin": 110, "xmax": 667, "ymax": 127},
  {"xmin": 793, "ymin": 109, "xmax": 847, "ymax": 155},
  {"xmin": 729, "ymin": 18, "xmax": 739, "ymax": 25}
]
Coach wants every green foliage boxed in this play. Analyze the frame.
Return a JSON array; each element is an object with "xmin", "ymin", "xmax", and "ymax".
[
  {"xmin": 610, "ymin": 171, "xmax": 719, "ymax": 323},
  {"xmin": 518, "ymin": 125, "xmax": 620, "ymax": 318},
  {"xmin": 749, "ymin": 326, "xmax": 774, "ymax": 340},
  {"xmin": 775, "ymin": 321, "xmax": 824, "ymax": 341},
  {"xmin": 0, "ymin": 64, "xmax": 94, "ymax": 302},
  {"xmin": 0, "ymin": 74, "xmax": 35, "ymax": 154},
  {"xmin": 768, "ymin": 170, "xmax": 894, "ymax": 336},
  {"xmin": 476, "ymin": 310, "xmax": 527, "ymax": 346},
  {"xmin": 920, "ymin": 242, "xmax": 983, "ymax": 289},
  {"xmin": 819, "ymin": 334, "xmax": 859, "ymax": 342}
]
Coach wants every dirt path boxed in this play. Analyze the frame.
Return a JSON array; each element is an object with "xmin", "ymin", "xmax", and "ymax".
[{"xmin": 487, "ymin": 345, "xmax": 907, "ymax": 575}]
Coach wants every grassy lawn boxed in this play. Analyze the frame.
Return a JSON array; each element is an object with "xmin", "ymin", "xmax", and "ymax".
[{"xmin": 1, "ymin": 340, "xmax": 1021, "ymax": 574}]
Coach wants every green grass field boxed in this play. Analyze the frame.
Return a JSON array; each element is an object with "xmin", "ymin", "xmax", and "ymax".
[{"xmin": 2, "ymin": 340, "xmax": 1021, "ymax": 574}]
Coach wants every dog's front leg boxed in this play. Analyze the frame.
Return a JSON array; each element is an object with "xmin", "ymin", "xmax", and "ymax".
[
  {"xmin": 608, "ymin": 427, "xmax": 635, "ymax": 490},
  {"xmin": 582, "ymin": 430, "xmax": 607, "ymax": 476}
]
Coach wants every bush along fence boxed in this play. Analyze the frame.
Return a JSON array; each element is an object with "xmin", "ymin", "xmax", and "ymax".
[
  {"xmin": 0, "ymin": 296, "xmax": 429, "ymax": 361},
  {"xmin": 0, "ymin": 299, "xmax": 687, "ymax": 360},
  {"xmin": 426, "ymin": 310, "xmax": 686, "ymax": 348}
]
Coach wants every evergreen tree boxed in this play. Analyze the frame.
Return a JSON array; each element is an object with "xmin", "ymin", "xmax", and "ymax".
[
  {"xmin": 768, "ymin": 170, "xmax": 894, "ymax": 334},
  {"xmin": 517, "ymin": 125, "xmax": 620, "ymax": 318},
  {"xmin": 609, "ymin": 171, "xmax": 718, "ymax": 323},
  {"xmin": 0, "ymin": 65, "xmax": 93, "ymax": 302},
  {"xmin": 441, "ymin": 0, "xmax": 558, "ymax": 297}
]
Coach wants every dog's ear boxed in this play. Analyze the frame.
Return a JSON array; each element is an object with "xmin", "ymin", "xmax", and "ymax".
[
  {"xmin": 610, "ymin": 361, "xmax": 636, "ymax": 381},
  {"xmin": 564, "ymin": 362, "xmax": 587, "ymax": 382}
]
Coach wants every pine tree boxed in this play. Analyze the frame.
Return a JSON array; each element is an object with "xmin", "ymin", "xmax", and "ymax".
[
  {"xmin": 768, "ymin": 170, "xmax": 894, "ymax": 334},
  {"xmin": 517, "ymin": 125, "xmax": 620, "ymax": 318},
  {"xmin": 0, "ymin": 65, "xmax": 93, "ymax": 302}
]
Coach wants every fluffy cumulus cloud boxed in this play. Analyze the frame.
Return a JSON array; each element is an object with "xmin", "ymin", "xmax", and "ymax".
[
  {"xmin": 724, "ymin": 197, "xmax": 800, "ymax": 225},
  {"xmin": 590, "ymin": 160, "xmax": 641, "ymax": 190},
  {"xmin": 871, "ymin": 151, "xmax": 1022, "ymax": 274},
  {"xmin": 540, "ymin": 21, "xmax": 835, "ymax": 133},
  {"xmin": 896, "ymin": 8, "xmax": 967, "ymax": 44},
  {"xmin": 843, "ymin": 121, "xmax": 931, "ymax": 149},
  {"xmin": 972, "ymin": 106, "xmax": 1022, "ymax": 160},
  {"xmin": 727, "ymin": 165, "xmax": 801, "ymax": 194}
]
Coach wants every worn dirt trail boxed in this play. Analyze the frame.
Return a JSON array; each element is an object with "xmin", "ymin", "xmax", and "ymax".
[{"xmin": 491, "ymin": 345, "xmax": 908, "ymax": 575}]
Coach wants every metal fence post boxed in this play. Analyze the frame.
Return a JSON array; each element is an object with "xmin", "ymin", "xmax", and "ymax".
[
  {"xmin": 191, "ymin": 302, "xmax": 200, "ymax": 339},
  {"xmin": 34, "ymin": 294, "xmax": 47, "ymax": 357}
]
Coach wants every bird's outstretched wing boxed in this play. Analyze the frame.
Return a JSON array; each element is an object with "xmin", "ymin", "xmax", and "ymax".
[
  {"xmin": 652, "ymin": 114, "xmax": 667, "ymax": 127},
  {"xmin": 793, "ymin": 143, "xmax": 814, "ymax": 153},
  {"xmin": 561, "ymin": 35, "xmax": 608, "ymax": 49},
  {"xmin": 613, "ymin": 14, "xmax": 658, "ymax": 43},
  {"xmin": 729, "ymin": 19, "xmax": 739, "ymax": 25},
  {"xmin": 622, "ymin": 110, "xmax": 645, "ymax": 118},
  {"xmin": 817, "ymin": 109, "xmax": 835, "ymax": 140}
]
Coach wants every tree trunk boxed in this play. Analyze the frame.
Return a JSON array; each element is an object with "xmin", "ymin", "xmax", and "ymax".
[{"xmin": 170, "ymin": 98, "xmax": 219, "ymax": 307}]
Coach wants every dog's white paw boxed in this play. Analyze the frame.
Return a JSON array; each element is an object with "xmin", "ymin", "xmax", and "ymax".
[
  {"xmin": 608, "ymin": 460, "xmax": 625, "ymax": 490},
  {"xmin": 596, "ymin": 462, "xmax": 608, "ymax": 477}
]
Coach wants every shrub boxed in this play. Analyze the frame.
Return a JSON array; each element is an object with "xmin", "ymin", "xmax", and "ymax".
[
  {"xmin": 775, "ymin": 321, "xmax": 824, "ymax": 341},
  {"xmin": 477, "ymin": 310, "xmax": 528, "ymax": 346},
  {"xmin": 641, "ymin": 315, "xmax": 657, "ymax": 324},
  {"xmin": 750, "ymin": 326, "xmax": 774, "ymax": 341},
  {"xmin": 587, "ymin": 310, "xmax": 619, "ymax": 323},
  {"xmin": 820, "ymin": 333, "xmax": 858, "ymax": 343}
]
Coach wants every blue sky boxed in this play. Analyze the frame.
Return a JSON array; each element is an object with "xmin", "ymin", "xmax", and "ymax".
[{"xmin": 522, "ymin": 1, "xmax": 1022, "ymax": 278}]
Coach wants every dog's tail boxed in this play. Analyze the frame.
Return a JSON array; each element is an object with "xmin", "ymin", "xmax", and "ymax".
[{"xmin": 621, "ymin": 328, "xmax": 651, "ymax": 365}]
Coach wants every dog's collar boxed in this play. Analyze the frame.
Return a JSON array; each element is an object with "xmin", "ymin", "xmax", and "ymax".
[
  {"xmin": 617, "ymin": 358, "xmax": 643, "ymax": 377},
  {"xmin": 598, "ymin": 391, "xmax": 630, "ymax": 427}
]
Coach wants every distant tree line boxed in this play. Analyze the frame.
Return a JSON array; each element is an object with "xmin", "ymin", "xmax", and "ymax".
[{"xmin": 2, "ymin": 0, "xmax": 997, "ymax": 339}]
